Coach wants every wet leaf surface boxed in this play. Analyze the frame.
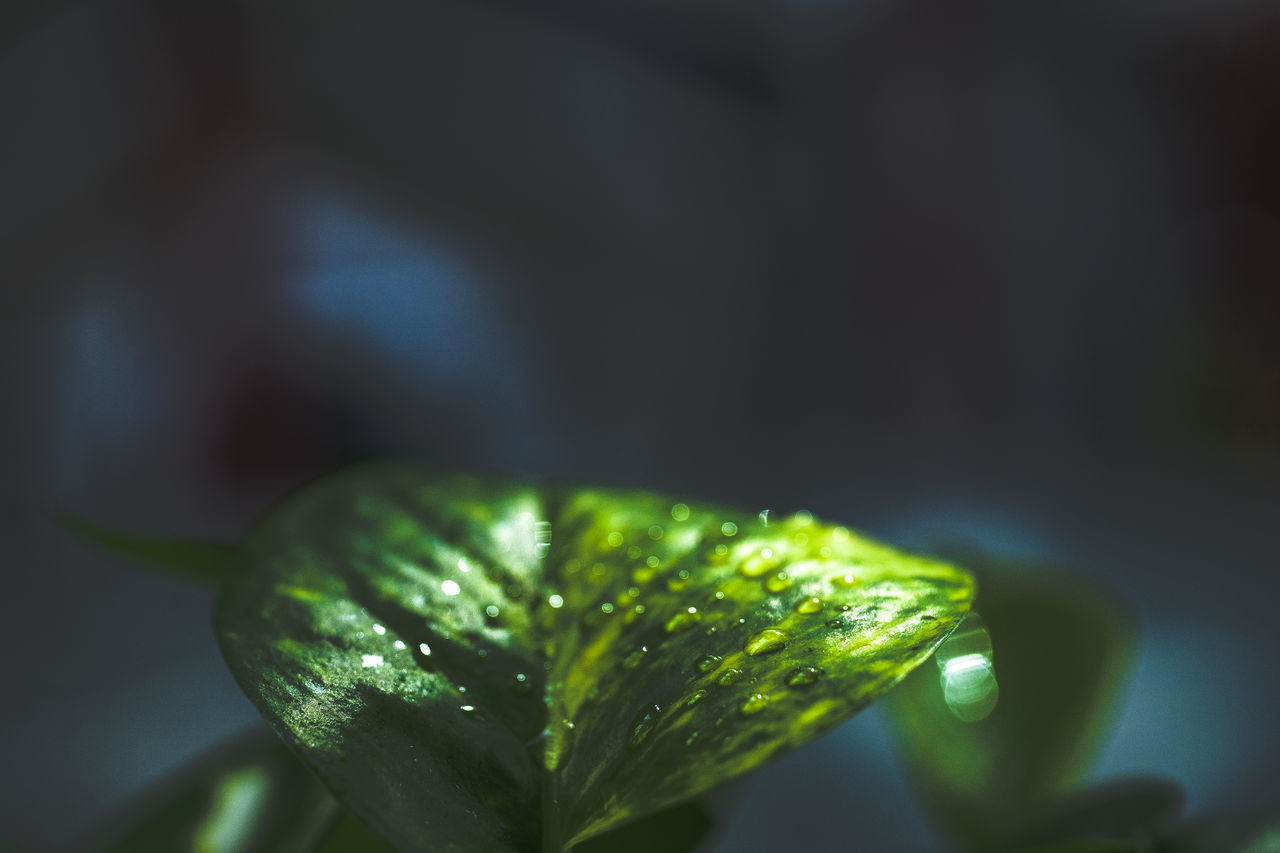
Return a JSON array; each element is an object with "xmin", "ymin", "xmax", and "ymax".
[{"xmin": 215, "ymin": 464, "xmax": 975, "ymax": 851}]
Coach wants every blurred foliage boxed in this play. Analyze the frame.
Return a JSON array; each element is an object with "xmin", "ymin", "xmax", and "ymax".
[{"xmin": 885, "ymin": 551, "xmax": 1133, "ymax": 848}]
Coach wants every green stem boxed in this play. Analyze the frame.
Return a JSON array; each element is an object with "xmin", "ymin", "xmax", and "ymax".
[{"xmin": 541, "ymin": 772, "xmax": 565, "ymax": 853}]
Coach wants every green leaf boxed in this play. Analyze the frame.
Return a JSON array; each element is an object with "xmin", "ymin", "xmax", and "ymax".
[
  {"xmin": 88, "ymin": 729, "xmax": 344, "ymax": 852},
  {"xmin": 61, "ymin": 512, "xmax": 236, "ymax": 584},
  {"xmin": 883, "ymin": 552, "xmax": 1132, "ymax": 848},
  {"xmin": 214, "ymin": 464, "xmax": 976, "ymax": 852},
  {"xmin": 1011, "ymin": 778, "xmax": 1183, "ymax": 849},
  {"xmin": 1160, "ymin": 812, "xmax": 1280, "ymax": 853}
]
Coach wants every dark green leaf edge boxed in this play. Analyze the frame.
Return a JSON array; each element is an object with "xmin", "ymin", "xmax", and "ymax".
[{"xmin": 59, "ymin": 511, "xmax": 237, "ymax": 584}]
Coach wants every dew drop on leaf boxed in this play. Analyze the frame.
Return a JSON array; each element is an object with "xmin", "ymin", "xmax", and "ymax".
[
  {"xmin": 744, "ymin": 628, "xmax": 789, "ymax": 656},
  {"xmin": 740, "ymin": 693, "xmax": 770, "ymax": 715},
  {"xmin": 665, "ymin": 607, "xmax": 701, "ymax": 634},
  {"xmin": 693, "ymin": 653, "xmax": 722, "ymax": 673},
  {"xmin": 717, "ymin": 668, "xmax": 744, "ymax": 686},
  {"xmin": 796, "ymin": 596, "xmax": 824, "ymax": 614},
  {"xmin": 785, "ymin": 666, "xmax": 824, "ymax": 688},
  {"xmin": 764, "ymin": 571, "xmax": 792, "ymax": 593},
  {"xmin": 628, "ymin": 704, "xmax": 662, "ymax": 748}
]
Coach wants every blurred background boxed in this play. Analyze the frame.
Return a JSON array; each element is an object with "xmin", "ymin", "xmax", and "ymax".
[{"xmin": 2, "ymin": 1, "xmax": 1278, "ymax": 849}]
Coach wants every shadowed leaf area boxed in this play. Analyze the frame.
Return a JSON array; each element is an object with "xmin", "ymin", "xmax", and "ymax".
[{"xmin": 215, "ymin": 464, "xmax": 975, "ymax": 851}]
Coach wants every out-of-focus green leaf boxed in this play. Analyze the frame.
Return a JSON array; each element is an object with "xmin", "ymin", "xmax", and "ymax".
[
  {"xmin": 884, "ymin": 552, "xmax": 1131, "ymax": 849},
  {"xmin": 61, "ymin": 512, "xmax": 236, "ymax": 584},
  {"xmin": 88, "ymin": 729, "xmax": 340, "ymax": 853},
  {"xmin": 1011, "ymin": 778, "xmax": 1183, "ymax": 850},
  {"xmin": 1160, "ymin": 812, "xmax": 1280, "ymax": 853},
  {"xmin": 215, "ymin": 464, "xmax": 976, "ymax": 852}
]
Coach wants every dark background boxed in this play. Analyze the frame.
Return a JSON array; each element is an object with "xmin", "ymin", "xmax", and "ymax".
[{"xmin": 2, "ymin": 1, "xmax": 1278, "ymax": 850}]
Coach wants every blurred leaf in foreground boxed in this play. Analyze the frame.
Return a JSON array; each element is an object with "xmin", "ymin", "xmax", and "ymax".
[{"xmin": 884, "ymin": 550, "xmax": 1132, "ymax": 848}]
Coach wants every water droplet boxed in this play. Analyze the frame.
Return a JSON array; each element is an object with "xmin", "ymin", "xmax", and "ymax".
[
  {"xmin": 600, "ymin": 602, "xmax": 615, "ymax": 614},
  {"xmin": 825, "ymin": 619, "xmax": 843, "ymax": 629},
  {"xmin": 534, "ymin": 520, "xmax": 553, "ymax": 559},
  {"xmin": 668, "ymin": 569, "xmax": 691, "ymax": 591},
  {"xmin": 645, "ymin": 555, "xmax": 661, "ymax": 569},
  {"xmin": 648, "ymin": 524, "xmax": 664, "ymax": 541},
  {"xmin": 713, "ymin": 590, "xmax": 726, "ymax": 600},
  {"xmin": 717, "ymin": 668, "xmax": 744, "ymax": 686},
  {"xmin": 607, "ymin": 531, "xmax": 624, "ymax": 548},
  {"xmin": 796, "ymin": 596, "xmax": 824, "ymax": 614},
  {"xmin": 626, "ymin": 544, "xmax": 642, "ymax": 560},
  {"xmin": 418, "ymin": 642, "xmax": 432, "ymax": 656},
  {"xmin": 721, "ymin": 521, "xmax": 738, "ymax": 537},
  {"xmin": 671, "ymin": 503, "xmax": 691, "ymax": 522},
  {"xmin": 563, "ymin": 558, "xmax": 581, "ymax": 575},
  {"xmin": 393, "ymin": 640, "xmax": 407, "ymax": 650},
  {"xmin": 548, "ymin": 594, "xmax": 564, "ymax": 609},
  {"xmin": 476, "ymin": 649, "xmax": 488, "ymax": 659},
  {"xmin": 628, "ymin": 703, "xmax": 662, "ymax": 748},
  {"xmin": 665, "ymin": 607, "xmax": 702, "ymax": 633},
  {"xmin": 372, "ymin": 623, "xmax": 387, "ymax": 635},
  {"xmin": 830, "ymin": 572, "xmax": 861, "ymax": 589},
  {"xmin": 441, "ymin": 580, "xmax": 461, "ymax": 596},
  {"xmin": 794, "ymin": 510, "xmax": 814, "ymax": 525},
  {"xmin": 623, "ymin": 646, "xmax": 649, "ymax": 669},
  {"xmin": 744, "ymin": 628, "xmax": 789, "ymax": 656},
  {"xmin": 819, "ymin": 546, "xmax": 834, "ymax": 558},
  {"xmin": 759, "ymin": 509, "xmax": 771, "ymax": 527},
  {"xmin": 361, "ymin": 654, "xmax": 384, "ymax": 668},
  {"xmin": 485, "ymin": 604, "xmax": 500, "ymax": 618},
  {"xmin": 684, "ymin": 689, "xmax": 707, "ymax": 708},
  {"xmin": 739, "ymin": 547, "xmax": 781, "ymax": 578},
  {"xmin": 512, "ymin": 672, "xmax": 532, "ymax": 695},
  {"xmin": 764, "ymin": 571, "xmax": 792, "ymax": 593},
  {"xmin": 740, "ymin": 692, "xmax": 770, "ymax": 715},
  {"xmin": 786, "ymin": 666, "xmax": 824, "ymax": 687},
  {"xmin": 694, "ymin": 653, "xmax": 722, "ymax": 673},
  {"xmin": 684, "ymin": 731, "xmax": 701, "ymax": 747},
  {"xmin": 459, "ymin": 704, "xmax": 484, "ymax": 720},
  {"xmin": 713, "ymin": 543, "xmax": 729, "ymax": 558},
  {"xmin": 935, "ymin": 613, "xmax": 999, "ymax": 722}
]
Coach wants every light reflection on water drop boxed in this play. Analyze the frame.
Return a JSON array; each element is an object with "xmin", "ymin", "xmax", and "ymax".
[{"xmin": 935, "ymin": 613, "xmax": 998, "ymax": 722}]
